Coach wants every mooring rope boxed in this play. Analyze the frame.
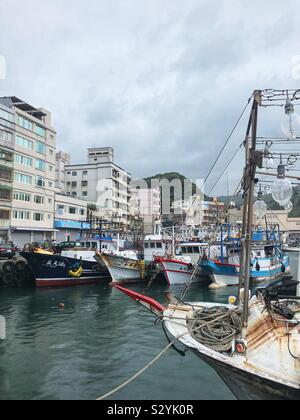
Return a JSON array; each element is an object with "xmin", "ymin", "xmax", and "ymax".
[
  {"xmin": 187, "ymin": 306, "xmax": 243, "ymax": 353},
  {"xmin": 96, "ymin": 309, "xmax": 240, "ymax": 400}
]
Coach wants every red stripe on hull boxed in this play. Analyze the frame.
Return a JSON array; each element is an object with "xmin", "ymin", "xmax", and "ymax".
[{"xmin": 155, "ymin": 257, "xmax": 191, "ymax": 267}]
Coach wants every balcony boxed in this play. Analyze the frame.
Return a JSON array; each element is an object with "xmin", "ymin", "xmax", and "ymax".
[
  {"xmin": 0, "ymin": 148, "xmax": 13, "ymax": 163},
  {"xmin": 0, "ymin": 165, "xmax": 13, "ymax": 182},
  {"xmin": 0, "ymin": 185, "xmax": 12, "ymax": 201}
]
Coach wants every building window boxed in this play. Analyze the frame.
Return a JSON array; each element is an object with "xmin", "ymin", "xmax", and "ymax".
[
  {"xmin": 16, "ymin": 135, "xmax": 33, "ymax": 150},
  {"xmin": 33, "ymin": 213, "xmax": 44, "ymax": 221},
  {"xmin": 0, "ymin": 148, "xmax": 13, "ymax": 162},
  {"xmin": 71, "ymin": 182, "xmax": 77, "ymax": 188},
  {"xmin": 81, "ymin": 181, "xmax": 88, "ymax": 187},
  {"xmin": 72, "ymin": 171, "xmax": 77, "ymax": 176},
  {"xmin": 69, "ymin": 207, "xmax": 77, "ymax": 214},
  {"xmin": 80, "ymin": 209, "xmax": 85, "ymax": 216},
  {"xmin": 0, "ymin": 187, "xmax": 12, "ymax": 200},
  {"xmin": 15, "ymin": 172, "xmax": 32, "ymax": 184},
  {"xmin": 0, "ymin": 167, "xmax": 13, "ymax": 181},
  {"xmin": 49, "ymin": 165, "xmax": 53, "ymax": 172},
  {"xmin": 36, "ymin": 159, "xmax": 46, "ymax": 171},
  {"xmin": 35, "ymin": 176, "xmax": 45, "ymax": 188},
  {"xmin": 83, "ymin": 171, "xmax": 88, "ymax": 176},
  {"xmin": 49, "ymin": 182, "xmax": 53, "ymax": 188},
  {"xmin": 48, "ymin": 198, "xmax": 52, "ymax": 204},
  {"xmin": 82, "ymin": 191, "xmax": 88, "ymax": 197},
  {"xmin": 67, "ymin": 182, "xmax": 71, "ymax": 187},
  {"xmin": 36, "ymin": 141, "xmax": 46, "ymax": 155},
  {"xmin": 13, "ymin": 211, "xmax": 30, "ymax": 220},
  {"xmin": 15, "ymin": 154, "xmax": 33, "ymax": 167},
  {"xmin": 0, "ymin": 209, "xmax": 10, "ymax": 219},
  {"xmin": 72, "ymin": 192, "xmax": 77, "ymax": 196},
  {"xmin": 34, "ymin": 195, "xmax": 44, "ymax": 205},
  {"xmin": 17, "ymin": 115, "xmax": 33, "ymax": 131},
  {"xmin": 0, "ymin": 129, "xmax": 13, "ymax": 145},
  {"xmin": 36, "ymin": 125, "xmax": 46, "ymax": 137},
  {"xmin": 0, "ymin": 109, "xmax": 14, "ymax": 122},
  {"xmin": 14, "ymin": 191, "xmax": 31, "ymax": 202}
]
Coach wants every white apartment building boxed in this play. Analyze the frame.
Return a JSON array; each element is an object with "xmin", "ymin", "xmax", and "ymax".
[
  {"xmin": 54, "ymin": 192, "xmax": 88, "ymax": 242},
  {"xmin": 131, "ymin": 188, "xmax": 161, "ymax": 234},
  {"xmin": 58, "ymin": 147, "xmax": 131, "ymax": 228},
  {"xmin": 0, "ymin": 96, "xmax": 56, "ymax": 247},
  {"xmin": 55, "ymin": 151, "xmax": 70, "ymax": 190}
]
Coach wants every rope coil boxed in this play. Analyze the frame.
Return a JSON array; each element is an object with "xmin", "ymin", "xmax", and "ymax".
[{"xmin": 188, "ymin": 307, "xmax": 242, "ymax": 353}]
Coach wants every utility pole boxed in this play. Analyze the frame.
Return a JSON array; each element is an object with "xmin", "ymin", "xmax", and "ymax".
[{"xmin": 239, "ymin": 91, "xmax": 261, "ymax": 328}]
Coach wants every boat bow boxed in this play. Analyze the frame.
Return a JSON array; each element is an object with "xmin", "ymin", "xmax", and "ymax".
[{"xmin": 114, "ymin": 285, "xmax": 166, "ymax": 317}]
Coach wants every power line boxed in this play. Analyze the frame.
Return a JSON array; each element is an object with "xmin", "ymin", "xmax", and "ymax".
[
  {"xmin": 208, "ymin": 142, "xmax": 243, "ymax": 196},
  {"xmin": 204, "ymin": 96, "xmax": 253, "ymax": 186}
]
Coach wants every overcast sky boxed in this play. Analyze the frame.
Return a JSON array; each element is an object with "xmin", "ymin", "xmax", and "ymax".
[{"xmin": 0, "ymin": 0, "xmax": 300, "ymax": 196}]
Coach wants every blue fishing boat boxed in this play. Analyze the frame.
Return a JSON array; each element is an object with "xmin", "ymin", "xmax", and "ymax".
[{"xmin": 199, "ymin": 224, "xmax": 290, "ymax": 288}]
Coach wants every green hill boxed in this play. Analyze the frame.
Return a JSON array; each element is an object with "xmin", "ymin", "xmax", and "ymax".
[{"xmin": 143, "ymin": 172, "xmax": 209, "ymax": 202}]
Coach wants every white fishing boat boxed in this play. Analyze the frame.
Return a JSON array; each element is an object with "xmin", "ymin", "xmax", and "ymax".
[
  {"xmin": 163, "ymin": 289, "xmax": 300, "ymax": 400},
  {"xmin": 154, "ymin": 255, "xmax": 201, "ymax": 286},
  {"xmin": 95, "ymin": 250, "xmax": 145, "ymax": 284}
]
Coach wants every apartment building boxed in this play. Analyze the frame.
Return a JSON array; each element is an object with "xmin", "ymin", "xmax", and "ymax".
[
  {"xmin": 55, "ymin": 151, "xmax": 70, "ymax": 190},
  {"xmin": 54, "ymin": 192, "xmax": 88, "ymax": 242},
  {"xmin": 131, "ymin": 187, "xmax": 161, "ymax": 234},
  {"xmin": 59, "ymin": 147, "xmax": 131, "ymax": 228},
  {"xmin": 202, "ymin": 199, "xmax": 225, "ymax": 227},
  {"xmin": 0, "ymin": 102, "xmax": 15, "ymax": 242},
  {"xmin": 0, "ymin": 97, "xmax": 56, "ymax": 247}
]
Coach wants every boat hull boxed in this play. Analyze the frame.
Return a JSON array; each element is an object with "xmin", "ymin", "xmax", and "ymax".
[
  {"xmin": 193, "ymin": 351, "xmax": 300, "ymax": 400},
  {"xmin": 96, "ymin": 253, "xmax": 143, "ymax": 284},
  {"xmin": 21, "ymin": 252, "xmax": 110, "ymax": 288},
  {"xmin": 155, "ymin": 257, "xmax": 203, "ymax": 286},
  {"xmin": 200, "ymin": 255, "xmax": 290, "ymax": 288}
]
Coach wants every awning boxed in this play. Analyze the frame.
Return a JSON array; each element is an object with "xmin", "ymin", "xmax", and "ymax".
[{"xmin": 11, "ymin": 227, "xmax": 59, "ymax": 232}]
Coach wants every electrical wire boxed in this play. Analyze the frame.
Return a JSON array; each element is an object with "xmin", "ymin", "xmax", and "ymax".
[
  {"xmin": 208, "ymin": 142, "xmax": 243, "ymax": 196},
  {"xmin": 204, "ymin": 96, "xmax": 252, "ymax": 186}
]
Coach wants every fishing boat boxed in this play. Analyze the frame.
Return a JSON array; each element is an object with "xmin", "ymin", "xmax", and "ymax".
[
  {"xmin": 199, "ymin": 225, "xmax": 290, "ymax": 288},
  {"xmin": 154, "ymin": 255, "xmax": 201, "ymax": 286},
  {"xmin": 94, "ymin": 250, "xmax": 145, "ymax": 285},
  {"xmin": 115, "ymin": 280, "xmax": 300, "ymax": 400},
  {"xmin": 21, "ymin": 249, "xmax": 110, "ymax": 287}
]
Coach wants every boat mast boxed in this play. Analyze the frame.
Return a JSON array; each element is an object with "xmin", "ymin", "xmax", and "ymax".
[{"xmin": 238, "ymin": 91, "xmax": 262, "ymax": 328}]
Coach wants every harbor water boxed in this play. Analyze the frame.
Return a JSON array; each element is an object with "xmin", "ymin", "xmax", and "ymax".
[{"xmin": 0, "ymin": 253, "xmax": 298, "ymax": 401}]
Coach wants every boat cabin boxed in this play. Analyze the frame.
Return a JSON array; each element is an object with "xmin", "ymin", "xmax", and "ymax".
[
  {"xmin": 143, "ymin": 235, "xmax": 172, "ymax": 262},
  {"xmin": 179, "ymin": 242, "xmax": 209, "ymax": 265}
]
